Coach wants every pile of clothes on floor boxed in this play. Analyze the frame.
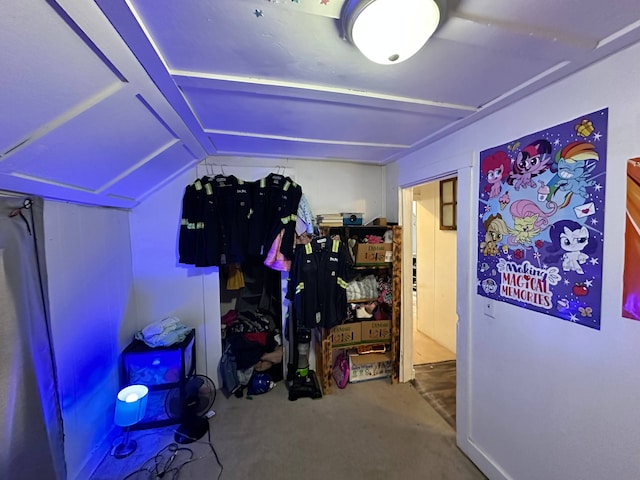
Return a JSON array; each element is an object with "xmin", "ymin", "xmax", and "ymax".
[{"xmin": 219, "ymin": 308, "xmax": 283, "ymax": 397}]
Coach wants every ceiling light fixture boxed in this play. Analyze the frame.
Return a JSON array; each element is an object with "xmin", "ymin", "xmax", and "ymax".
[{"xmin": 342, "ymin": 0, "xmax": 443, "ymax": 65}]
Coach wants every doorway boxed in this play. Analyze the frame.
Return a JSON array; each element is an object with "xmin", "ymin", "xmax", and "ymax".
[
  {"xmin": 411, "ymin": 179, "xmax": 457, "ymax": 364},
  {"xmin": 409, "ymin": 178, "xmax": 458, "ymax": 429}
]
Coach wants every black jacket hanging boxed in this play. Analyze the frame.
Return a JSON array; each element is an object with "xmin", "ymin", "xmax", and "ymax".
[
  {"xmin": 287, "ymin": 237, "xmax": 348, "ymax": 329},
  {"xmin": 179, "ymin": 171, "xmax": 304, "ymax": 268}
]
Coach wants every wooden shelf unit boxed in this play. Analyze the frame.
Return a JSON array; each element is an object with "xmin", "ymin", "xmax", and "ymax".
[{"xmin": 316, "ymin": 225, "xmax": 402, "ymax": 394}]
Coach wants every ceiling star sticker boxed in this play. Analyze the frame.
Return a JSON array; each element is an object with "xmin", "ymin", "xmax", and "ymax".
[{"xmin": 254, "ymin": 9, "xmax": 264, "ymax": 17}]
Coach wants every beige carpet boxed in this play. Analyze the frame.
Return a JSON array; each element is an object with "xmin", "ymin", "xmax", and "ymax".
[{"xmin": 90, "ymin": 379, "xmax": 486, "ymax": 480}]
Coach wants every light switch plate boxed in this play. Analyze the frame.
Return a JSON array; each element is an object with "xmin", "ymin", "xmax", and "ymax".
[{"xmin": 484, "ymin": 299, "xmax": 495, "ymax": 318}]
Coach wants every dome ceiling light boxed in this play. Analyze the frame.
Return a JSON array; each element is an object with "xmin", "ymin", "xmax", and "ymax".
[{"xmin": 341, "ymin": 0, "xmax": 444, "ymax": 65}]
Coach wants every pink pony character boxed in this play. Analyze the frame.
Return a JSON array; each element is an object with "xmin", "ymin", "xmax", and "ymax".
[{"xmin": 481, "ymin": 151, "xmax": 511, "ymax": 199}]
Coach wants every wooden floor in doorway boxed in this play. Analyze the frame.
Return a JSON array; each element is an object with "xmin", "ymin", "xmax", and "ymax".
[
  {"xmin": 412, "ymin": 331, "xmax": 456, "ymax": 430},
  {"xmin": 412, "ymin": 360, "xmax": 457, "ymax": 430},
  {"xmin": 413, "ymin": 329, "xmax": 456, "ymax": 365}
]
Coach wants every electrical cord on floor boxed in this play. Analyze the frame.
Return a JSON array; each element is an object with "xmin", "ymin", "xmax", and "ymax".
[
  {"xmin": 168, "ymin": 427, "xmax": 223, "ymax": 480},
  {"xmin": 121, "ymin": 443, "xmax": 192, "ymax": 480},
  {"xmin": 120, "ymin": 375, "xmax": 222, "ymax": 479},
  {"xmin": 120, "ymin": 429, "xmax": 223, "ymax": 480}
]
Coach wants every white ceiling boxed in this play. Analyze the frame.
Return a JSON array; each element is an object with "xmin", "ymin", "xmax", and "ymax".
[{"xmin": 2, "ymin": 0, "xmax": 640, "ymax": 208}]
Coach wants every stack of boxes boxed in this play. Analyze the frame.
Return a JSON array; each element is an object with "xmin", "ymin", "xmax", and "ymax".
[{"xmin": 330, "ymin": 320, "xmax": 392, "ymax": 383}]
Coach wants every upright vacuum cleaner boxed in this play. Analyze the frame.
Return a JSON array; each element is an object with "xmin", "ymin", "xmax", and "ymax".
[{"xmin": 287, "ymin": 311, "xmax": 322, "ymax": 401}]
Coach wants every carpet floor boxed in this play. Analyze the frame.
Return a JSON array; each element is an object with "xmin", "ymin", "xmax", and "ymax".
[
  {"xmin": 90, "ymin": 377, "xmax": 485, "ymax": 480},
  {"xmin": 411, "ymin": 360, "xmax": 457, "ymax": 430}
]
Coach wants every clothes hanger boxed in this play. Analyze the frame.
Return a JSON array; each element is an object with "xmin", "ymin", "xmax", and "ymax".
[
  {"xmin": 213, "ymin": 164, "xmax": 227, "ymax": 178},
  {"xmin": 8, "ymin": 198, "xmax": 33, "ymax": 234},
  {"xmin": 200, "ymin": 163, "xmax": 212, "ymax": 181}
]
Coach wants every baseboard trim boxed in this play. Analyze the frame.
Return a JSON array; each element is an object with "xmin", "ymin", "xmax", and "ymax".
[
  {"xmin": 74, "ymin": 427, "xmax": 119, "ymax": 480},
  {"xmin": 458, "ymin": 434, "xmax": 513, "ymax": 480}
]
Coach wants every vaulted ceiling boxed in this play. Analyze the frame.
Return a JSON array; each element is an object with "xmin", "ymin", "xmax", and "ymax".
[{"xmin": 2, "ymin": 0, "xmax": 640, "ymax": 208}]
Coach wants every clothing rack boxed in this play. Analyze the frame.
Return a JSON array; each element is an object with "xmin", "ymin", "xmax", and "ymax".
[{"xmin": 195, "ymin": 162, "xmax": 293, "ymax": 182}]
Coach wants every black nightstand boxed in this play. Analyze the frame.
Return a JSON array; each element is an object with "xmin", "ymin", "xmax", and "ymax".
[{"xmin": 120, "ymin": 329, "xmax": 196, "ymax": 430}]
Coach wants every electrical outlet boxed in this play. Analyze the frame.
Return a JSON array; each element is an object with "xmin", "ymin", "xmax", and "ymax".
[{"xmin": 484, "ymin": 299, "xmax": 495, "ymax": 318}]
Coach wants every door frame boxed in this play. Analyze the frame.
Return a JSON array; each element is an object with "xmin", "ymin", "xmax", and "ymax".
[{"xmin": 398, "ymin": 166, "xmax": 473, "ymax": 449}]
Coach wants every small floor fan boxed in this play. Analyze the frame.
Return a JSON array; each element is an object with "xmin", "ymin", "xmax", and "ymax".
[{"xmin": 165, "ymin": 374, "xmax": 216, "ymax": 444}]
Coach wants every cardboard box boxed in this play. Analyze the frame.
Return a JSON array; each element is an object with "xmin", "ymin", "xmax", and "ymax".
[
  {"xmin": 330, "ymin": 322, "xmax": 361, "ymax": 347},
  {"xmin": 348, "ymin": 351, "xmax": 392, "ymax": 383},
  {"xmin": 354, "ymin": 243, "xmax": 392, "ymax": 264},
  {"xmin": 361, "ymin": 319, "xmax": 391, "ymax": 343}
]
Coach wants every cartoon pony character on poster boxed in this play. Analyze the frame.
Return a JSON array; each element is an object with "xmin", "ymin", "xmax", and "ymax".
[
  {"xmin": 544, "ymin": 220, "xmax": 598, "ymax": 275},
  {"xmin": 546, "ymin": 141, "xmax": 599, "ymax": 207},
  {"xmin": 480, "ymin": 213, "xmax": 509, "ymax": 256},
  {"xmin": 481, "ymin": 151, "xmax": 511, "ymax": 199},
  {"xmin": 508, "ymin": 199, "xmax": 557, "ymax": 247},
  {"xmin": 476, "ymin": 108, "xmax": 608, "ymax": 330},
  {"xmin": 506, "ymin": 139, "xmax": 554, "ymax": 191}
]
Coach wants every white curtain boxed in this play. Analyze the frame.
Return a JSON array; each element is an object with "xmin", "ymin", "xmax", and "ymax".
[{"xmin": 0, "ymin": 196, "xmax": 66, "ymax": 479}]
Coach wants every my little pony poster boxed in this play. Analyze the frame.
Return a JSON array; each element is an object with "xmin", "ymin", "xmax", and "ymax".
[{"xmin": 477, "ymin": 108, "xmax": 607, "ymax": 330}]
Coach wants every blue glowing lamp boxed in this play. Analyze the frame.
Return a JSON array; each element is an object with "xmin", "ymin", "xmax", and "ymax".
[{"xmin": 113, "ymin": 385, "xmax": 148, "ymax": 459}]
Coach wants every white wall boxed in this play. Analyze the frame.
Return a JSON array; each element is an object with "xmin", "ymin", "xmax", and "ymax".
[
  {"xmin": 388, "ymin": 43, "xmax": 640, "ymax": 480},
  {"xmin": 129, "ymin": 156, "xmax": 386, "ymax": 388},
  {"xmin": 413, "ymin": 182, "xmax": 457, "ymax": 353},
  {"xmin": 128, "ymin": 167, "xmax": 221, "ymax": 383},
  {"xmin": 201, "ymin": 156, "xmax": 387, "ymax": 221},
  {"xmin": 43, "ymin": 200, "xmax": 136, "ymax": 480}
]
